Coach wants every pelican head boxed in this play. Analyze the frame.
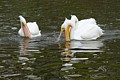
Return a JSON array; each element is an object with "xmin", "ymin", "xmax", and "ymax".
[
  {"xmin": 19, "ymin": 16, "xmax": 31, "ymax": 38},
  {"xmin": 57, "ymin": 18, "xmax": 74, "ymax": 42},
  {"xmin": 19, "ymin": 16, "xmax": 26, "ymax": 25},
  {"xmin": 71, "ymin": 15, "xmax": 78, "ymax": 24}
]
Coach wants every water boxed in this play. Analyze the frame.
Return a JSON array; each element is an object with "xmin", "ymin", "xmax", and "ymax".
[{"xmin": 0, "ymin": 0, "xmax": 120, "ymax": 80}]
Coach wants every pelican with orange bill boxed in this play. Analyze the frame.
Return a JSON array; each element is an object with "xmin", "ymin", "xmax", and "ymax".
[{"xmin": 57, "ymin": 15, "xmax": 104, "ymax": 42}]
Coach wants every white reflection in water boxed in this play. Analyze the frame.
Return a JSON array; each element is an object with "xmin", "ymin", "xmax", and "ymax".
[
  {"xmin": 19, "ymin": 38, "xmax": 30, "ymax": 55},
  {"xmin": 18, "ymin": 38, "xmax": 38, "ymax": 63},
  {"xmin": 61, "ymin": 40, "xmax": 104, "ymax": 57},
  {"xmin": 61, "ymin": 66, "xmax": 75, "ymax": 71},
  {"xmin": 70, "ymin": 40, "xmax": 103, "ymax": 49},
  {"xmin": 61, "ymin": 40, "xmax": 104, "ymax": 71},
  {"xmin": 62, "ymin": 63, "xmax": 73, "ymax": 67},
  {"xmin": 66, "ymin": 40, "xmax": 104, "ymax": 54},
  {"xmin": 19, "ymin": 38, "xmax": 40, "ymax": 55}
]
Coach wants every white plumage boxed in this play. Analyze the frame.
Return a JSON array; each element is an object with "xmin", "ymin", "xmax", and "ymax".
[
  {"xmin": 18, "ymin": 16, "xmax": 41, "ymax": 38},
  {"xmin": 58, "ymin": 15, "xmax": 104, "ymax": 41},
  {"xmin": 70, "ymin": 15, "xmax": 103, "ymax": 40}
]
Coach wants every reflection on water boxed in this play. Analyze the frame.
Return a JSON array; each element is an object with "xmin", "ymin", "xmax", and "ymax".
[
  {"xmin": 61, "ymin": 40, "xmax": 103, "ymax": 57},
  {"xmin": 60, "ymin": 40, "xmax": 104, "ymax": 78},
  {"xmin": 61, "ymin": 40, "xmax": 103, "ymax": 72},
  {"xmin": 18, "ymin": 38, "xmax": 39, "ymax": 66},
  {"xmin": 70, "ymin": 40, "xmax": 103, "ymax": 49},
  {"xmin": 0, "ymin": 0, "xmax": 120, "ymax": 79},
  {"xmin": 19, "ymin": 38, "xmax": 41, "ymax": 55},
  {"xmin": 19, "ymin": 38, "xmax": 30, "ymax": 55}
]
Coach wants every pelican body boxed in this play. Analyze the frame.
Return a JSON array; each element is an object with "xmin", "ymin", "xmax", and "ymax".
[
  {"xmin": 58, "ymin": 15, "xmax": 104, "ymax": 41},
  {"xmin": 18, "ymin": 16, "xmax": 41, "ymax": 38}
]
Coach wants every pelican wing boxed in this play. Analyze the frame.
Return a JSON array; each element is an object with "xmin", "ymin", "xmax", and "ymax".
[
  {"xmin": 77, "ymin": 24, "xmax": 103, "ymax": 40},
  {"xmin": 27, "ymin": 22, "xmax": 40, "ymax": 35}
]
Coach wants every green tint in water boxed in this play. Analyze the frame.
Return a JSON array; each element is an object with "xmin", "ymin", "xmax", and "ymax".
[{"xmin": 0, "ymin": 0, "xmax": 120, "ymax": 80}]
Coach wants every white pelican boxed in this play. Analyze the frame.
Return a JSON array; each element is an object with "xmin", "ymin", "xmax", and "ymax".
[
  {"xmin": 58, "ymin": 15, "xmax": 104, "ymax": 41},
  {"xmin": 18, "ymin": 16, "xmax": 41, "ymax": 38}
]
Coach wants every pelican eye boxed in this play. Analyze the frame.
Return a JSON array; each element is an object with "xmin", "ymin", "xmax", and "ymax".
[
  {"xmin": 22, "ymin": 22, "xmax": 25, "ymax": 27},
  {"xmin": 75, "ymin": 21, "xmax": 77, "ymax": 24},
  {"xmin": 61, "ymin": 28, "xmax": 65, "ymax": 31}
]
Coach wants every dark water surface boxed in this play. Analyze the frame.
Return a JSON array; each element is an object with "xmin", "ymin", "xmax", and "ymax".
[{"xmin": 0, "ymin": 0, "xmax": 120, "ymax": 80}]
